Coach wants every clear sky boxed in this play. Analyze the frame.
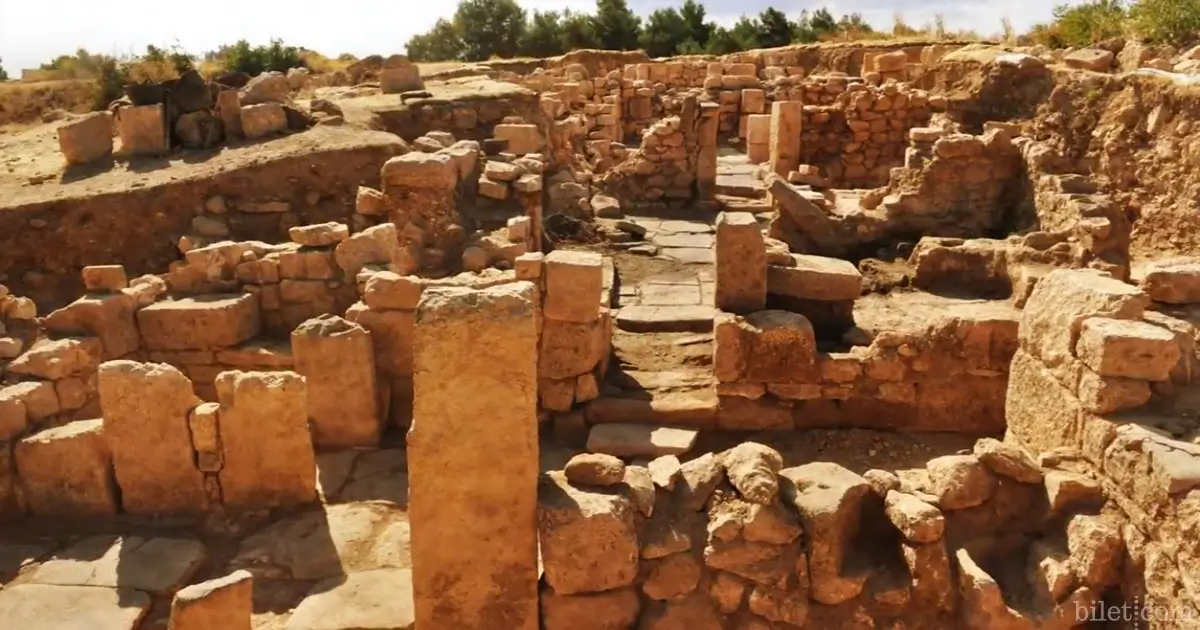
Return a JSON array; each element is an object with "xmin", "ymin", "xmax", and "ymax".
[{"xmin": 0, "ymin": 0, "xmax": 1061, "ymax": 78}]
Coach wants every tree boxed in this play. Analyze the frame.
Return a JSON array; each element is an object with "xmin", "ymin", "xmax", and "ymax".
[
  {"xmin": 143, "ymin": 44, "xmax": 195, "ymax": 75},
  {"xmin": 705, "ymin": 27, "xmax": 743, "ymax": 54},
  {"xmin": 0, "ymin": 58, "xmax": 9, "ymax": 82},
  {"xmin": 1046, "ymin": 0, "xmax": 1125, "ymax": 46},
  {"xmin": 522, "ymin": 11, "xmax": 567, "ymax": 57},
  {"xmin": 730, "ymin": 16, "xmax": 763, "ymax": 50},
  {"xmin": 592, "ymin": 0, "xmax": 642, "ymax": 51},
  {"xmin": 640, "ymin": 8, "xmax": 687, "ymax": 57},
  {"xmin": 809, "ymin": 8, "xmax": 839, "ymax": 37},
  {"xmin": 562, "ymin": 9, "xmax": 602, "ymax": 50},
  {"xmin": 757, "ymin": 8, "xmax": 796, "ymax": 48},
  {"xmin": 407, "ymin": 19, "xmax": 465, "ymax": 61},
  {"xmin": 680, "ymin": 0, "xmax": 712, "ymax": 48},
  {"xmin": 453, "ymin": 0, "xmax": 527, "ymax": 61},
  {"xmin": 1132, "ymin": 0, "xmax": 1200, "ymax": 43}
]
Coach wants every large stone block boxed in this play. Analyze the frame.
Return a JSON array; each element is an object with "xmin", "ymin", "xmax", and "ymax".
[
  {"xmin": 768, "ymin": 101, "xmax": 803, "ymax": 177},
  {"xmin": 98, "ymin": 361, "xmax": 209, "ymax": 515},
  {"xmin": 539, "ymin": 471, "xmax": 639, "ymax": 595},
  {"xmin": 1005, "ymin": 349, "xmax": 1083, "ymax": 456},
  {"xmin": 715, "ymin": 212, "xmax": 767, "ymax": 314},
  {"xmin": 494, "ymin": 124, "xmax": 543, "ymax": 155},
  {"xmin": 767, "ymin": 255, "xmax": 863, "ymax": 301},
  {"xmin": 15, "ymin": 419, "xmax": 117, "ymax": 517},
  {"xmin": 345, "ymin": 303, "xmax": 414, "ymax": 377},
  {"xmin": 169, "ymin": 570, "xmax": 253, "ymax": 630},
  {"xmin": 44, "ymin": 293, "xmax": 140, "ymax": 359},
  {"xmin": 241, "ymin": 103, "xmax": 287, "ymax": 140},
  {"xmin": 780, "ymin": 463, "xmax": 870, "ymax": 604},
  {"xmin": 58, "ymin": 112, "xmax": 113, "ymax": 165},
  {"xmin": 216, "ymin": 371, "xmax": 316, "ymax": 511},
  {"xmin": 0, "ymin": 381, "xmax": 58, "ymax": 425},
  {"xmin": 137, "ymin": 295, "xmax": 262, "ymax": 351},
  {"xmin": 1075, "ymin": 317, "xmax": 1179, "ymax": 381},
  {"xmin": 380, "ymin": 66, "xmax": 424, "ymax": 94},
  {"xmin": 741, "ymin": 311, "xmax": 817, "ymax": 383},
  {"xmin": 292, "ymin": 315, "xmax": 381, "ymax": 448},
  {"xmin": 381, "ymin": 151, "xmax": 457, "ymax": 190},
  {"xmin": 410, "ymin": 282, "xmax": 539, "ymax": 630},
  {"xmin": 8, "ymin": 337, "xmax": 103, "ymax": 381},
  {"xmin": 117, "ymin": 104, "xmax": 167, "ymax": 156},
  {"xmin": 540, "ymin": 317, "xmax": 606, "ymax": 380},
  {"xmin": 1141, "ymin": 261, "xmax": 1200, "ymax": 304},
  {"xmin": 544, "ymin": 250, "xmax": 604, "ymax": 323},
  {"xmin": 217, "ymin": 89, "xmax": 244, "ymax": 139}
]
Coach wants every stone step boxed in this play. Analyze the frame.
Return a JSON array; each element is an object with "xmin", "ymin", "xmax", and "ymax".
[
  {"xmin": 585, "ymin": 423, "xmax": 700, "ymax": 458},
  {"xmin": 715, "ymin": 174, "xmax": 767, "ymax": 199},
  {"xmin": 615, "ymin": 305, "xmax": 718, "ymax": 333},
  {"xmin": 584, "ymin": 388, "xmax": 719, "ymax": 429},
  {"xmin": 715, "ymin": 194, "xmax": 772, "ymax": 214}
]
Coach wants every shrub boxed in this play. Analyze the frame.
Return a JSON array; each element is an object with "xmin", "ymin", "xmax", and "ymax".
[{"xmin": 1130, "ymin": 0, "xmax": 1200, "ymax": 44}]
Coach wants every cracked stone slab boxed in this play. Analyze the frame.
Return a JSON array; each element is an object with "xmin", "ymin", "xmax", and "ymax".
[
  {"xmin": 29, "ymin": 535, "xmax": 206, "ymax": 595},
  {"xmin": 0, "ymin": 584, "xmax": 151, "ymax": 630}
]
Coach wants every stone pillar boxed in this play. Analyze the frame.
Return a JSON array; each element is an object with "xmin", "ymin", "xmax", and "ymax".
[
  {"xmin": 117, "ymin": 104, "xmax": 168, "ymax": 157},
  {"xmin": 715, "ymin": 212, "xmax": 767, "ymax": 314},
  {"xmin": 291, "ymin": 314, "xmax": 381, "ymax": 448},
  {"xmin": 98, "ymin": 361, "xmax": 209, "ymax": 515},
  {"xmin": 409, "ymin": 282, "xmax": 539, "ymax": 630},
  {"xmin": 746, "ymin": 114, "xmax": 771, "ymax": 165},
  {"xmin": 215, "ymin": 371, "xmax": 316, "ymax": 511},
  {"xmin": 216, "ymin": 90, "xmax": 243, "ymax": 140},
  {"xmin": 769, "ymin": 101, "xmax": 804, "ymax": 178},
  {"xmin": 169, "ymin": 570, "xmax": 253, "ymax": 630},
  {"xmin": 697, "ymin": 102, "xmax": 720, "ymax": 199}
]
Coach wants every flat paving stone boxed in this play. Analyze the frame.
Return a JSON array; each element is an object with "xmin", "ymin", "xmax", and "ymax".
[
  {"xmin": 0, "ymin": 583, "xmax": 151, "ymax": 630},
  {"xmin": 654, "ymin": 233, "xmax": 715, "ymax": 249},
  {"xmin": 0, "ymin": 541, "xmax": 51, "ymax": 583},
  {"xmin": 285, "ymin": 568, "xmax": 415, "ymax": 630},
  {"xmin": 661, "ymin": 248, "xmax": 715, "ymax": 265},
  {"xmin": 616, "ymin": 305, "xmax": 719, "ymax": 333},
  {"xmin": 658, "ymin": 220, "xmax": 715, "ymax": 234},
  {"xmin": 30, "ymin": 535, "xmax": 206, "ymax": 595},
  {"xmin": 639, "ymin": 283, "xmax": 702, "ymax": 306},
  {"xmin": 586, "ymin": 424, "xmax": 700, "ymax": 458}
]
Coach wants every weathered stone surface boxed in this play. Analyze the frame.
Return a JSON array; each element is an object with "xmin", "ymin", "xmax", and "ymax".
[
  {"xmin": 1066, "ymin": 514, "xmax": 1124, "ymax": 590},
  {"xmin": 1044, "ymin": 471, "xmax": 1103, "ymax": 515},
  {"xmin": 926, "ymin": 454, "xmax": 996, "ymax": 510},
  {"xmin": 544, "ymin": 250, "xmax": 603, "ymax": 323},
  {"xmin": 31, "ymin": 535, "xmax": 206, "ymax": 594},
  {"xmin": 974, "ymin": 438, "xmax": 1043, "ymax": 484},
  {"xmin": 780, "ymin": 462, "xmax": 870, "ymax": 604},
  {"xmin": 285, "ymin": 569, "xmax": 415, "ymax": 630},
  {"xmin": 540, "ymin": 317, "xmax": 606, "ymax": 380},
  {"xmin": 715, "ymin": 212, "xmax": 767, "ymax": 314},
  {"xmin": 15, "ymin": 419, "xmax": 117, "ymax": 517},
  {"xmin": 169, "ymin": 570, "xmax": 253, "ymax": 630},
  {"xmin": 1141, "ymin": 261, "xmax": 1200, "ymax": 304},
  {"xmin": 708, "ymin": 572, "xmax": 747, "ymax": 613},
  {"xmin": 1, "ymin": 380, "xmax": 58, "ymax": 424},
  {"xmin": 1065, "ymin": 48, "xmax": 1114, "ymax": 71},
  {"xmin": 722, "ymin": 442, "xmax": 784, "ymax": 504},
  {"xmin": 0, "ymin": 584, "xmax": 150, "ymax": 630},
  {"xmin": 638, "ymin": 592, "xmax": 724, "ymax": 630},
  {"xmin": 884, "ymin": 491, "xmax": 944, "ymax": 543},
  {"xmin": 539, "ymin": 471, "xmax": 638, "ymax": 595},
  {"xmin": 1019, "ymin": 270, "xmax": 1148, "ymax": 371},
  {"xmin": 216, "ymin": 371, "xmax": 317, "ymax": 510},
  {"xmin": 649, "ymin": 455, "xmax": 683, "ymax": 489},
  {"xmin": 58, "ymin": 111, "xmax": 114, "ymax": 165},
  {"xmin": 43, "ymin": 293, "xmax": 140, "ymax": 359},
  {"xmin": 98, "ymin": 361, "xmax": 209, "ymax": 515},
  {"xmin": 292, "ymin": 315, "xmax": 381, "ymax": 448},
  {"xmin": 137, "ymin": 295, "xmax": 261, "ymax": 351},
  {"xmin": 565, "ymin": 453, "xmax": 626, "ymax": 486},
  {"xmin": 679, "ymin": 452, "xmax": 725, "ymax": 511},
  {"xmin": 644, "ymin": 552, "xmax": 703, "ymax": 601},
  {"xmin": 767, "ymin": 255, "xmax": 863, "ymax": 301},
  {"xmin": 903, "ymin": 540, "xmax": 955, "ymax": 612},
  {"xmin": 541, "ymin": 586, "xmax": 639, "ymax": 630},
  {"xmin": 740, "ymin": 310, "xmax": 817, "ymax": 383},
  {"xmin": 289, "ymin": 222, "xmax": 349, "ymax": 247},
  {"xmin": 8, "ymin": 337, "xmax": 102, "ymax": 380},
  {"xmin": 1075, "ymin": 317, "xmax": 1180, "ymax": 381},
  {"xmin": 625, "ymin": 465, "xmax": 655, "ymax": 517},
  {"xmin": 410, "ymin": 283, "xmax": 539, "ymax": 630},
  {"xmin": 587, "ymin": 424, "xmax": 698, "ymax": 458},
  {"xmin": 241, "ymin": 103, "xmax": 288, "ymax": 139}
]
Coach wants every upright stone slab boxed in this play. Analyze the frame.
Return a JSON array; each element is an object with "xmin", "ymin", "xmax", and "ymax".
[
  {"xmin": 769, "ymin": 101, "xmax": 804, "ymax": 178},
  {"xmin": 216, "ymin": 371, "xmax": 317, "ymax": 511},
  {"xmin": 117, "ymin": 104, "xmax": 168, "ymax": 156},
  {"xmin": 15, "ymin": 419, "xmax": 117, "ymax": 517},
  {"xmin": 715, "ymin": 212, "xmax": 767, "ymax": 314},
  {"xmin": 98, "ymin": 361, "xmax": 209, "ymax": 515},
  {"xmin": 410, "ymin": 282, "xmax": 539, "ymax": 630},
  {"xmin": 291, "ymin": 315, "xmax": 381, "ymax": 448}
]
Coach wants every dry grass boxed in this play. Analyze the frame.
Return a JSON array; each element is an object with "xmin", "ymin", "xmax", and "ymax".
[{"xmin": 0, "ymin": 79, "xmax": 96, "ymax": 127}]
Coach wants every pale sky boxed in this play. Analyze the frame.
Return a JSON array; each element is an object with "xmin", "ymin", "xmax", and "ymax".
[{"xmin": 0, "ymin": 0, "xmax": 1060, "ymax": 77}]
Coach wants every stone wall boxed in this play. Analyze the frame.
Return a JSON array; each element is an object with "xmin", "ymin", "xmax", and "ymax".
[{"xmin": 1005, "ymin": 267, "xmax": 1200, "ymax": 629}]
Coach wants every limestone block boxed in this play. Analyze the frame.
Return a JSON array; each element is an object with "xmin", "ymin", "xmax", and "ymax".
[
  {"xmin": 58, "ymin": 112, "xmax": 113, "ymax": 165},
  {"xmin": 345, "ymin": 304, "xmax": 414, "ymax": 378},
  {"xmin": 1006, "ymin": 349, "xmax": 1084, "ymax": 455},
  {"xmin": 904, "ymin": 540, "xmax": 955, "ymax": 612},
  {"xmin": 780, "ymin": 463, "xmax": 870, "ymax": 604},
  {"xmin": 494, "ymin": 124, "xmax": 543, "ymax": 155},
  {"xmin": 285, "ymin": 569, "xmax": 415, "ymax": 630},
  {"xmin": 217, "ymin": 89, "xmax": 244, "ymax": 140},
  {"xmin": 540, "ymin": 317, "xmax": 606, "ymax": 380},
  {"xmin": 83, "ymin": 265, "xmax": 127, "ymax": 293},
  {"xmin": 241, "ymin": 103, "xmax": 288, "ymax": 140},
  {"xmin": 8, "ymin": 337, "xmax": 103, "ymax": 380},
  {"xmin": 1075, "ymin": 317, "xmax": 1180, "ymax": 381},
  {"xmin": 138, "ymin": 295, "xmax": 262, "ymax": 351},
  {"xmin": 1065, "ymin": 48, "xmax": 1114, "ymax": 72},
  {"xmin": 585, "ymin": 424, "xmax": 698, "ymax": 458},
  {"xmin": 0, "ymin": 584, "xmax": 150, "ymax": 630},
  {"xmin": 767, "ymin": 254, "xmax": 862, "ymax": 301},
  {"xmin": 541, "ymin": 586, "xmax": 640, "ymax": 630},
  {"xmin": 216, "ymin": 371, "xmax": 316, "ymax": 510},
  {"xmin": 292, "ymin": 315, "xmax": 381, "ymax": 448},
  {"xmin": 335, "ymin": 223, "xmax": 411, "ymax": 277},
  {"xmin": 741, "ymin": 89, "xmax": 766, "ymax": 115},
  {"xmin": 769, "ymin": 101, "xmax": 803, "ymax": 177},
  {"xmin": 381, "ymin": 66, "xmax": 424, "ymax": 94},
  {"xmin": 1141, "ymin": 261, "xmax": 1200, "ymax": 304},
  {"xmin": 876, "ymin": 51, "xmax": 908, "ymax": 72},
  {"xmin": 544, "ymin": 250, "xmax": 603, "ymax": 323},
  {"xmin": 926, "ymin": 455, "xmax": 996, "ymax": 510},
  {"xmin": 289, "ymin": 222, "xmax": 349, "ymax": 247},
  {"xmin": 746, "ymin": 114, "xmax": 771, "ymax": 145},
  {"xmin": 478, "ymin": 176, "xmax": 509, "ymax": 200},
  {"xmin": 15, "ymin": 419, "xmax": 117, "ymax": 517},
  {"xmin": 0, "ymin": 391, "xmax": 25, "ymax": 442},
  {"xmin": 117, "ymin": 104, "xmax": 168, "ymax": 156},
  {"xmin": 188, "ymin": 403, "xmax": 222, "ymax": 473},
  {"xmin": 381, "ymin": 151, "xmax": 457, "ymax": 190},
  {"xmin": 410, "ymin": 283, "xmax": 539, "ymax": 630},
  {"xmin": 169, "ymin": 570, "xmax": 253, "ymax": 630},
  {"xmin": 364, "ymin": 272, "xmax": 423, "ymax": 311},
  {"xmin": 98, "ymin": 361, "xmax": 209, "ymax": 515},
  {"xmin": 741, "ymin": 311, "xmax": 817, "ymax": 383},
  {"xmin": 540, "ymin": 471, "xmax": 638, "ymax": 595},
  {"xmin": 884, "ymin": 491, "xmax": 944, "ymax": 543},
  {"xmin": 715, "ymin": 212, "xmax": 767, "ymax": 314},
  {"xmin": 1, "ymin": 380, "xmax": 58, "ymax": 425},
  {"xmin": 1019, "ymin": 270, "xmax": 1148, "ymax": 372}
]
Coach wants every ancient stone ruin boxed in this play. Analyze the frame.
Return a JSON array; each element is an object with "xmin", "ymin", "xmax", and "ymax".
[{"xmin": 5, "ymin": 39, "xmax": 1200, "ymax": 630}]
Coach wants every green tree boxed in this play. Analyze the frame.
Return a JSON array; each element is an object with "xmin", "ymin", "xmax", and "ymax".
[
  {"xmin": 592, "ymin": 0, "xmax": 643, "ymax": 51},
  {"xmin": 1046, "ymin": 0, "xmax": 1126, "ymax": 46},
  {"xmin": 810, "ymin": 8, "xmax": 840, "ymax": 37},
  {"xmin": 640, "ymin": 7, "xmax": 687, "ymax": 57},
  {"xmin": 705, "ymin": 27, "xmax": 743, "ymax": 54},
  {"xmin": 1131, "ymin": 0, "xmax": 1200, "ymax": 43},
  {"xmin": 453, "ymin": 0, "xmax": 527, "ymax": 60},
  {"xmin": 680, "ymin": 0, "xmax": 712, "ymax": 47},
  {"xmin": 0, "ymin": 58, "xmax": 9, "ymax": 82},
  {"xmin": 757, "ymin": 8, "xmax": 796, "ymax": 48},
  {"xmin": 562, "ymin": 9, "xmax": 602, "ymax": 50},
  {"xmin": 406, "ymin": 19, "xmax": 465, "ymax": 62},
  {"xmin": 731, "ymin": 16, "xmax": 763, "ymax": 50},
  {"xmin": 838, "ymin": 12, "xmax": 876, "ymax": 37},
  {"xmin": 143, "ymin": 44, "xmax": 195, "ymax": 75},
  {"xmin": 222, "ymin": 39, "xmax": 304, "ymax": 75},
  {"xmin": 521, "ymin": 10, "xmax": 567, "ymax": 57}
]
